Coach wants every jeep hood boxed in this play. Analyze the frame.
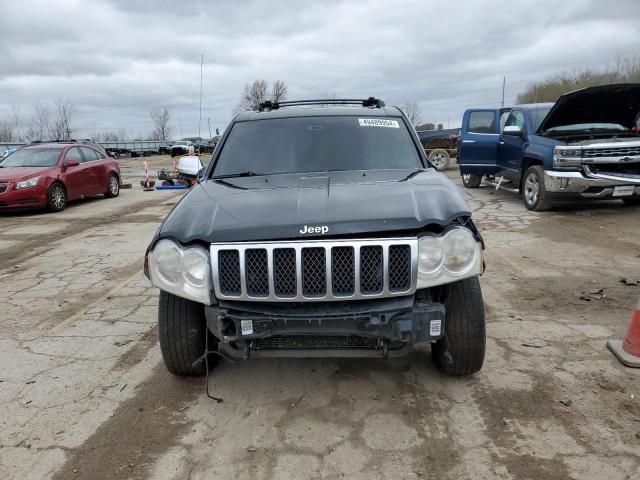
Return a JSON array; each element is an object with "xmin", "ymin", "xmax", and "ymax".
[
  {"xmin": 155, "ymin": 169, "xmax": 471, "ymax": 244},
  {"xmin": 538, "ymin": 83, "xmax": 640, "ymax": 133}
]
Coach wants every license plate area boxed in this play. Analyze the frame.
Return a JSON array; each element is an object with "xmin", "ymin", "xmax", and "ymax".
[{"xmin": 612, "ymin": 185, "xmax": 635, "ymax": 197}]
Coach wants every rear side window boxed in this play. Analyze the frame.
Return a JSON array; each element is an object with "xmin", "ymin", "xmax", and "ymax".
[
  {"xmin": 468, "ymin": 111, "xmax": 497, "ymax": 134},
  {"xmin": 213, "ymin": 116, "xmax": 423, "ymax": 176},
  {"xmin": 65, "ymin": 147, "xmax": 84, "ymax": 163},
  {"xmin": 80, "ymin": 147, "xmax": 100, "ymax": 161}
]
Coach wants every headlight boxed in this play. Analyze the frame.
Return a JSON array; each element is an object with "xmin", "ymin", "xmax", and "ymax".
[
  {"xmin": 417, "ymin": 228, "xmax": 481, "ymax": 289},
  {"xmin": 15, "ymin": 176, "xmax": 40, "ymax": 190},
  {"xmin": 553, "ymin": 147, "xmax": 582, "ymax": 169},
  {"xmin": 149, "ymin": 239, "xmax": 212, "ymax": 304}
]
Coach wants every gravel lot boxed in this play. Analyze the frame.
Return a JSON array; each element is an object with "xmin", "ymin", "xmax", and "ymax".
[{"xmin": 1, "ymin": 156, "xmax": 639, "ymax": 479}]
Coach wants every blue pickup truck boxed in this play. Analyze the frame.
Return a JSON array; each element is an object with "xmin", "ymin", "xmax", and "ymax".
[{"xmin": 457, "ymin": 83, "xmax": 640, "ymax": 210}]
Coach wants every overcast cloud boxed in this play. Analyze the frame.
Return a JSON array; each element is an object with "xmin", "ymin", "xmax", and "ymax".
[{"xmin": 0, "ymin": 0, "xmax": 638, "ymax": 139}]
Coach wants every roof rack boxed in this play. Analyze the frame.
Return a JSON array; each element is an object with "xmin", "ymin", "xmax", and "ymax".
[
  {"xmin": 28, "ymin": 139, "xmax": 97, "ymax": 145},
  {"xmin": 258, "ymin": 97, "xmax": 385, "ymax": 112}
]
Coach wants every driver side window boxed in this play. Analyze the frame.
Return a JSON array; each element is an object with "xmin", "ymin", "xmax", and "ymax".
[{"xmin": 505, "ymin": 110, "xmax": 525, "ymax": 130}]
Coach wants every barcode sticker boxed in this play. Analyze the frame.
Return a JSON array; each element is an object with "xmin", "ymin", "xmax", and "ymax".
[
  {"xmin": 430, "ymin": 320, "xmax": 442, "ymax": 336},
  {"xmin": 359, "ymin": 118, "xmax": 399, "ymax": 128},
  {"xmin": 241, "ymin": 320, "xmax": 253, "ymax": 335}
]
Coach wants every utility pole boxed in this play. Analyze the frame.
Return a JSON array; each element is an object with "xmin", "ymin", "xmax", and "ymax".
[
  {"xmin": 501, "ymin": 76, "xmax": 506, "ymax": 108},
  {"xmin": 179, "ymin": 118, "xmax": 183, "ymax": 138},
  {"xmin": 198, "ymin": 53, "xmax": 203, "ymax": 139},
  {"xmin": 208, "ymin": 118, "xmax": 212, "ymax": 140}
]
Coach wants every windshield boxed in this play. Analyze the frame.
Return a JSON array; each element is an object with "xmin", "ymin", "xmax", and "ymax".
[
  {"xmin": 213, "ymin": 116, "xmax": 423, "ymax": 177},
  {"xmin": 0, "ymin": 148, "xmax": 61, "ymax": 167},
  {"xmin": 546, "ymin": 123, "xmax": 627, "ymax": 133},
  {"xmin": 530, "ymin": 106, "xmax": 553, "ymax": 132}
]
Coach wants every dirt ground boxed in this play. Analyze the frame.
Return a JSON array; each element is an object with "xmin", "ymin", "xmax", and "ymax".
[{"xmin": 1, "ymin": 155, "xmax": 639, "ymax": 479}]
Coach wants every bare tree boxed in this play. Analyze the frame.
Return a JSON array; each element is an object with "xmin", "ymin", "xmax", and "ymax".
[
  {"xmin": 272, "ymin": 80, "xmax": 288, "ymax": 103},
  {"xmin": 0, "ymin": 122, "xmax": 15, "ymax": 142},
  {"xmin": 401, "ymin": 102, "xmax": 423, "ymax": 127},
  {"xmin": 150, "ymin": 107, "xmax": 173, "ymax": 140},
  {"xmin": 437, "ymin": 123, "xmax": 444, "ymax": 130},
  {"xmin": 237, "ymin": 80, "xmax": 288, "ymax": 111},
  {"xmin": 26, "ymin": 101, "xmax": 50, "ymax": 140},
  {"xmin": 51, "ymin": 97, "xmax": 75, "ymax": 139},
  {"xmin": 11, "ymin": 105, "xmax": 23, "ymax": 141}
]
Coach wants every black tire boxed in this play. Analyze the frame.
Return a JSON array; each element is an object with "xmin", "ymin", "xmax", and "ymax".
[
  {"xmin": 158, "ymin": 291, "xmax": 217, "ymax": 376},
  {"xmin": 105, "ymin": 173, "xmax": 120, "ymax": 198},
  {"xmin": 622, "ymin": 197, "xmax": 640, "ymax": 206},
  {"xmin": 47, "ymin": 182, "xmax": 67, "ymax": 212},
  {"xmin": 428, "ymin": 149, "xmax": 451, "ymax": 171},
  {"xmin": 522, "ymin": 165, "xmax": 552, "ymax": 211},
  {"xmin": 432, "ymin": 276, "xmax": 486, "ymax": 376},
  {"xmin": 462, "ymin": 173, "xmax": 482, "ymax": 188}
]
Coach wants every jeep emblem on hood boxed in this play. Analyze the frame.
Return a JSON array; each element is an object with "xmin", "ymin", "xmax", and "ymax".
[{"xmin": 300, "ymin": 225, "xmax": 329, "ymax": 235}]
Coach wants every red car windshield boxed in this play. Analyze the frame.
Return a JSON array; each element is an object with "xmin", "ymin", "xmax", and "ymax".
[{"xmin": 0, "ymin": 149, "xmax": 61, "ymax": 167}]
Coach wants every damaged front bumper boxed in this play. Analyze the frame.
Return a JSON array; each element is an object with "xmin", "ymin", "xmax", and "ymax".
[{"xmin": 205, "ymin": 294, "xmax": 445, "ymax": 359}]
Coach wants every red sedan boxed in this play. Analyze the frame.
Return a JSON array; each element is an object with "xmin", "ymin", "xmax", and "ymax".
[{"xmin": 0, "ymin": 142, "xmax": 120, "ymax": 212}]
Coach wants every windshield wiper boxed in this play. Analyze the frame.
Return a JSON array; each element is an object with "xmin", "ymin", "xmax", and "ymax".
[{"xmin": 212, "ymin": 171, "xmax": 264, "ymax": 179}]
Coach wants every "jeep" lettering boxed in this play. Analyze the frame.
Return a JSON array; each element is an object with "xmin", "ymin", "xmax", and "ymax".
[{"xmin": 300, "ymin": 225, "xmax": 329, "ymax": 235}]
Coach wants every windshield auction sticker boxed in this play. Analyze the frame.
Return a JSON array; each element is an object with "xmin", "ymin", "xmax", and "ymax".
[{"xmin": 359, "ymin": 118, "xmax": 400, "ymax": 128}]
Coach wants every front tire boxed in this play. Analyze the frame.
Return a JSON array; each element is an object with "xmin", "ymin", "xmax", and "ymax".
[
  {"xmin": 47, "ymin": 182, "xmax": 67, "ymax": 212},
  {"xmin": 522, "ymin": 165, "xmax": 552, "ymax": 211},
  {"xmin": 428, "ymin": 149, "xmax": 451, "ymax": 171},
  {"xmin": 105, "ymin": 173, "xmax": 120, "ymax": 198},
  {"xmin": 432, "ymin": 276, "xmax": 486, "ymax": 376},
  {"xmin": 462, "ymin": 173, "xmax": 482, "ymax": 188},
  {"xmin": 158, "ymin": 291, "xmax": 217, "ymax": 376},
  {"xmin": 622, "ymin": 197, "xmax": 640, "ymax": 206}
]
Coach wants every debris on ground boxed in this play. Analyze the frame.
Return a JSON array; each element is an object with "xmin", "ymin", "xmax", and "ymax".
[
  {"xmin": 522, "ymin": 340, "xmax": 547, "ymax": 348},
  {"xmin": 621, "ymin": 277, "xmax": 640, "ymax": 286},
  {"xmin": 114, "ymin": 339, "xmax": 134, "ymax": 347},
  {"xmin": 559, "ymin": 399, "xmax": 573, "ymax": 407},
  {"xmin": 579, "ymin": 288, "xmax": 607, "ymax": 301}
]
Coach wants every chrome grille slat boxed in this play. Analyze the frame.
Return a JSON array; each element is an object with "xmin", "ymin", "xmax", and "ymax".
[{"xmin": 211, "ymin": 238, "xmax": 417, "ymax": 302}]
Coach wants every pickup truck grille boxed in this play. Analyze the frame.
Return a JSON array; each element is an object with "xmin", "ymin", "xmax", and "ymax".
[
  {"xmin": 583, "ymin": 146, "xmax": 640, "ymax": 158},
  {"xmin": 212, "ymin": 238, "xmax": 417, "ymax": 302}
]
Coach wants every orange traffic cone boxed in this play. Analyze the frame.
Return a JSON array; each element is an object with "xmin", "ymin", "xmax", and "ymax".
[{"xmin": 608, "ymin": 298, "xmax": 640, "ymax": 367}]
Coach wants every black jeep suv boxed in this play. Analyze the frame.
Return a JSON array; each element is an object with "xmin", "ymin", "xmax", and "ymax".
[{"xmin": 145, "ymin": 98, "xmax": 486, "ymax": 377}]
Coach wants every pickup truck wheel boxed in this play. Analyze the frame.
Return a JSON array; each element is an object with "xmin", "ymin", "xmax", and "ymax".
[
  {"xmin": 522, "ymin": 165, "xmax": 552, "ymax": 211},
  {"xmin": 428, "ymin": 149, "xmax": 451, "ymax": 171},
  {"xmin": 158, "ymin": 291, "xmax": 217, "ymax": 376},
  {"xmin": 622, "ymin": 197, "xmax": 640, "ymax": 206},
  {"xmin": 432, "ymin": 276, "xmax": 486, "ymax": 376},
  {"xmin": 462, "ymin": 173, "xmax": 482, "ymax": 188}
]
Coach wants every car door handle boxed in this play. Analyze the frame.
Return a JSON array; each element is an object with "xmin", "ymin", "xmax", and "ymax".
[
  {"xmin": 499, "ymin": 141, "xmax": 505, "ymax": 145},
  {"xmin": 462, "ymin": 140, "xmax": 476, "ymax": 143}
]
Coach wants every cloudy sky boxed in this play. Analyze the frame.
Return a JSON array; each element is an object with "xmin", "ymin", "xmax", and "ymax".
[{"xmin": 1, "ymin": 0, "xmax": 638, "ymax": 139}]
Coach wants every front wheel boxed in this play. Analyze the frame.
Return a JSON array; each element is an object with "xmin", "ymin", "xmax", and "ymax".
[
  {"xmin": 622, "ymin": 197, "xmax": 640, "ymax": 206},
  {"xmin": 462, "ymin": 173, "xmax": 482, "ymax": 188},
  {"xmin": 158, "ymin": 291, "xmax": 218, "ymax": 376},
  {"xmin": 432, "ymin": 276, "xmax": 486, "ymax": 376},
  {"xmin": 105, "ymin": 173, "xmax": 120, "ymax": 198},
  {"xmin": 47, "ymin": 182, "xmax": 67, "ymax": 212},
  {"xmin": 428, "ymin": 149, "xmax": 451, "ymax": 171},
  {"xmin": 522, "ymin": 165, "xmax": 552, "ymax": 211}
]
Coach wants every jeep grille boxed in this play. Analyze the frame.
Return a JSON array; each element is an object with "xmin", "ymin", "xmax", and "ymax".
[{"xmin": 212, "ymin": 239, "xmax": 417, "ymax": 302}]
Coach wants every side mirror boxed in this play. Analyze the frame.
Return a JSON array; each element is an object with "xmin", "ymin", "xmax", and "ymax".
[
  {"xmin": 503, "ymin": 125, "xmax": 524, "ymax": 137},
  {"xmin": 197, "ymin": 167, "xmax": 206, "ymax": 183},
  {"xmin": 65, "ymin": 159, "xmax": 80, "ymax": 168}
]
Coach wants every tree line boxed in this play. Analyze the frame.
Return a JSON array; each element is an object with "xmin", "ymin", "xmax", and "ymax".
[{"xmin": 516, "ymin": 56, "xmax": 640, "ymax": 103}]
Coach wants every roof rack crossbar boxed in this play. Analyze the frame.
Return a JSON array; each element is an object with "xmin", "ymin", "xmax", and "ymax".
[{"xmin": 258, "ymin": 97, "xmax": 385, "ymax": 111}]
